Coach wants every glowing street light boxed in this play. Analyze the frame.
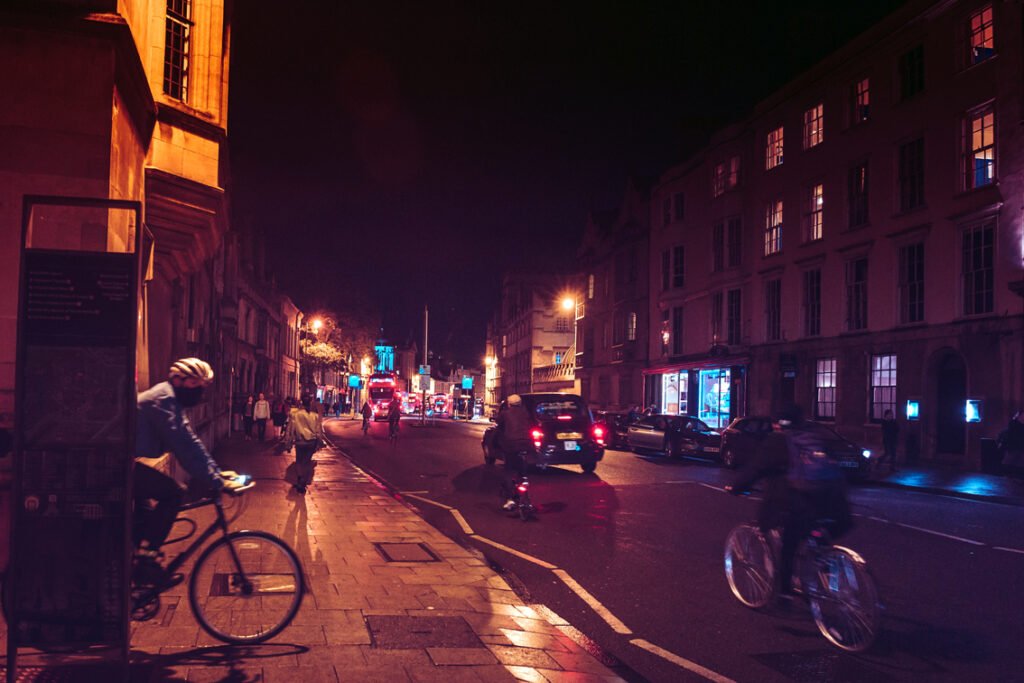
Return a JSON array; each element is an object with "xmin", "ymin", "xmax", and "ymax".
[
  {"xmin": 560, "ymin": 296, "xmax": 574, "ymax": 311},
  {"xmin": 311, "ymin": 318, "xmax": 323, "ymax": 332}
]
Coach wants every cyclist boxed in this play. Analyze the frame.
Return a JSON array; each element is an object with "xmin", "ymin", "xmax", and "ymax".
[
  {"xmin": 726, "ymin": 403, "xmax": 852, "ymax": 599},
  {"xmin": 387, "ymin": 396, "xmax": 402, "ymax": 439},
  {"xmin": 134, "ymin": 358, "xmax": 246, "ymax": 587},
  {"xmin": 496, "ymin": 394, "xmax": 532, "ymax": 511},
  {"xmin": 360, "ymin": 400, "xmax": 373, "ymax": 433}
]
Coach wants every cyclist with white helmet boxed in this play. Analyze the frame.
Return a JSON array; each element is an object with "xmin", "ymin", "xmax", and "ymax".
[{"xmin": 134, "ymin": 357, "xmax": 245, "ymax": 586}]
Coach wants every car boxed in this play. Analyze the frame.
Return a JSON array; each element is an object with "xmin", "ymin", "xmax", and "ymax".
[
  {"xmin": 626, "ymin": 414, "xmax": 722, "ymax": 459},
  {"xmin": 482, "ymin": 393, "xmax": 605, "ymax": 473},
  {"xmin": 720, "ymin": 416, "xmax": 872, "ymax": 479},
  {"xmin": 594, "ymin": 411, "xmax": 632, "ymax": 450}
]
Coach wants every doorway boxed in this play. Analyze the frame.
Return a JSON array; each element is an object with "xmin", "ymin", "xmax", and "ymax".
[{"xmin": 934, "ymin": 352, "xmax": 966, "ymax": 454}]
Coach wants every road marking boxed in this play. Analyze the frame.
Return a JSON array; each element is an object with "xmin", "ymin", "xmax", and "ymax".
[
  {"xmin": 402, "ymin": 493, "xmax": 453, "ymax": 511},
  {"xmin": 400, "ymin": 490, "xmax": 430, "ymax": 494},
  {"xmin": 697, "ymin": 482, "xmax": 726, "ymax": 492},
  {"xmin": 895, "ymin": 522, "xmax": 985, "ymax": 546},
  {"xmin": 630, "ymin": 639, "xmax": 736, "ymax": 683},
  {"xmin": 993, "ymin": 546, "xmax": 1024, "ymax": 555},
  {"xmin": 450, "ymin": 509, "xmax": 475, "ymax": 535},
  {"xmin": 868, "ymin": 516, "xmax": 891, "ymax": 524},
  {"xmin": 552, "ymin": 569, "xmax": 632, "ymax": 634},
  {"xmin": 471, "ymin": 535, "xmax": 559, "ymax": 569}
]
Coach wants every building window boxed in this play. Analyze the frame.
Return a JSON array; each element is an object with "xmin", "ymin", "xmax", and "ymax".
[
  {"xmin": 764, "ymin": 199, "xmax": 783, "ymax": 256},
  {"xmin": 587, "ymin": 273, "xmax": 595, "ymax": 300},
  {"xmin": 964, "ymin": 105, "xmax": 995, "ymax": 190},
  {"xmin": 848, "ymin": 162, "xmax": 869, "ymax": 228},
  {"xmin": 555, "ymin": 317, "xmax": 570, "ymax": 333},
  {"xmin": 765, "ymin": 126, "xmax": 784, "ymax": 169},
  {"xmin": 898, "ymin": 242, "xmax": 925, "ymax": 324},
  {"xmin": 612, "ymin": 311, "xmax": 624, "ymax": 346},
  {"xmin": 845, "ymin": 257, "xmax": 868, "ymax": 331},
  {"xmin": 898, "ymin": 44, "xmax": 925, "ymax": 101},
  {"xmin": 727, "ymin": 217, "xmax": 742, "ymax": 267},
  {"xmin": 764, "ymin": 279, "xmax": 781, "ymax": 342},
  {"xmin": 870, "ymin": 354, "xmax": 897, "ymax": 421},
  {"xmin": 712, "ymin": 221, "xmax": 724, "ymax": 272},
  {"xmin": 805, "ymin": 183, "xmax": 824, "ymax": 242},
  {"xmin": 660, "ymin": 250, "xmax": 670, "ymax": 291},
  {"xmin": 728, "ymin": 156, "xmax": 740, "ymax": 190},
  {"xmin": 898, "ymin": 138, "xmax": 925, "ymax": 212},
  {"xmin": 672, "ymin": 245, "xmax": 685, "ymax": 288},
  {"xmin": 713, "ymin": 162, "xmax": 726, "ymax": 197},
  {"xmin": 962, "ymin": 220, "xmax": 994, "ymax": 315},
  {"xmin": 968, "ymin": 5, "xmax": 995, "ymax": 66},
  {"xmin": 673, "ymin": 192, "xmax": 685, "ymax": 221},
  {"xmin": 803, "ymin": 103, "xmax": 824, "ymax": 148},
  {"xmin": 815, "ymin": 358, "xmax": 837, "ymax": 420},
  {"xmin": 163, "ymin": 0, "xmax": 193, "ymax": 101},
  {"xmin": 711, "ymin": 292, "xmax": 723, "ymax": 343},
  {"xmin": 662, "ymin": 198, "xmax": 672, "ymax": 226},
  {"xmin": 627, "ymin": 312, "xmax": 637, "ymax": 342},
  {"xmin": 726, "ymin": 289, "xmax": 742, "ymax": 345},
  {"xmin": 852, "ymin": 78, "xmax": 870, "ymax": 123},
  {"xmin": 602, "ymin": 322, "xmax": 609, "ymax": 349},
  {"xmin": 671, "ymin": 306, "xmax": 684, "ymax": 355},
  {"xmin": 660, "ymin": 309, "xmax": 670, "ymax": 355},
  {"xmin": 803, "ymin": 268, "xmax": 821, "ymax": 337}
]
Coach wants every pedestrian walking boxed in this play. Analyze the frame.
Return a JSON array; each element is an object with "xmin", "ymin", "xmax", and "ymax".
[
  {"xmin": 271, "ymin": 398, "xmax": 287, "ymax": 439},
  {"xmin": 285, "ymin": 396, "xmax": 324, "ymax": 494},
  {"xmin": 254, "ymin": 392, "xmax": 271, "ymax": 441},
  {"xmin": 242, "ymin": 395, "xmax": 255, "ymax": 440},
  {"xmin": 879, "ymin": 409, "xmax": 899, "ymax": 473}
]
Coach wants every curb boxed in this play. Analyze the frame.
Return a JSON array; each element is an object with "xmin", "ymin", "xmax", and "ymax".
[{"xmin": 863, "ymin": 478, "xmax": 1024, "ymax": 507}]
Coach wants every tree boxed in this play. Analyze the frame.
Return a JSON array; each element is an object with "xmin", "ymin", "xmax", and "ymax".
[{"xmin": 299, "ymin": 310, "xmax": 378, "ymax": 391}]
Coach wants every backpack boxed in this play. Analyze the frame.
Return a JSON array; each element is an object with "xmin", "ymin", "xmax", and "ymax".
[{"xmin": 784, "ymin": 426, "xmax": 843, "ymax": 491}]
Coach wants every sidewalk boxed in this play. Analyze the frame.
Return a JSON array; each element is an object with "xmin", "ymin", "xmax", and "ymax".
[
  {"xmin": 867, "ymin": 464, "xmax": 1024, "ymax": 506},
  {"xmin": 4, "ymin": 437, "xmax": 629, "ymax": 682}
]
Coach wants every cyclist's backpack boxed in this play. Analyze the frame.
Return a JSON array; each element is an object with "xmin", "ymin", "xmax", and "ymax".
[{"xmin": 784, "ymin": 427, "xmax": 843, "ymax": 491}]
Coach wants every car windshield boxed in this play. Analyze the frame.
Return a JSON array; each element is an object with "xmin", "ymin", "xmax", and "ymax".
[
  {"xmin": 530, "ymin": 398, "xmax": 587, "ymax": 420},
  {"xmin": 805, "ymin": 422, "xmax": 845, "ymax": 442},
  {"xmin": 685, "ymin": 418, "xmax": 712, "ymax": 432}
]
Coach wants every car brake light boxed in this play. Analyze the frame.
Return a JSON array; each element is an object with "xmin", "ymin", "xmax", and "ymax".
[
  {"xmin": 530, "ymin": 428, "xmax": 543, "ymax": 448},
  {"xmin": 556, "ymin": 415, "xmax": 572, "ymax": 421},
  {"xmin": 593, "ymin": 425, "xmax": 605, "ymax": 446}
]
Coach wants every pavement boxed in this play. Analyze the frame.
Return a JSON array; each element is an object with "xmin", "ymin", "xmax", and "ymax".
[
  {"xmin": 1, "ymin": 436, "xmax": 629, "ymax": 682},
  {"xmin": 867, "ymin": 464, "xmax": 1024, "ymax": 506}
]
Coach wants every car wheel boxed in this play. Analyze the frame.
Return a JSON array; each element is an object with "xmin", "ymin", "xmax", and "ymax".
[{"xmin": 581, "ymin": 462, "xmax": 597, "ymax": 474}]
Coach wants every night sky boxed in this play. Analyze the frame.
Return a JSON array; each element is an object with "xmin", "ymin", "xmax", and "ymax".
[{"xmin": 229, "ymin": 0, "xmax": 906, "ymax": 367}]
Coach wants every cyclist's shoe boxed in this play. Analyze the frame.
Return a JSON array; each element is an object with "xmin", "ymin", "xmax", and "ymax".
[
  {"xmin": 133, "ymin": 552, "xmax": 183, "ymax": 590},
  {"xmin": 502, "ymin": 498, "xmax": 518, "ymax": 512}
]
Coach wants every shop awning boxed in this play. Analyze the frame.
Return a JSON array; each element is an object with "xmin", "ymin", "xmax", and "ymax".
[{"xmin": 643, "ymin": 355, "xmax": 750, "ymax": 375}]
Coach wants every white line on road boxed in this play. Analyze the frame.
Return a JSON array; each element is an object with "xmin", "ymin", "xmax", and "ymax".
[
  {"xmin": 471, "ymin": 535, "xmax": 559, "ymax": 570},
  {"xmin": 868, "ymin": 516, "xmax": 891, "ymax": 524},
  {"xmin": 697, "ymin": 482, "xmax": 726, "ymax": 492},
  {"xmin": 993, "ymin": 546, "xmax": 1024, "ymax": 555},
  {"xmin": 402, "ymin": 493, "xmax": 453, "ymax": 511},
  {"xmin": 552, "ymin": 569, "xmax": 632, "ymax": 635},
  {"xmin": 450, "ymin": 509, "xmax": 475, "ymax": 535},
  {"xmin": 895, "ymin": 522, "xmax": 985, "ymax": 546},
  {"xmin": 630, "ymin": 638, "xmax": 736, "ymax": 683}
]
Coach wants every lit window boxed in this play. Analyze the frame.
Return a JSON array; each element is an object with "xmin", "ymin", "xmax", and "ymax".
[
  {"xmin": 554, "ymin": 353, "xmax": 562, "ymax": 364},
  {"xmin": 764, "ymin": 199, "xmax": 782, "ymax": 256},
  {"xmin": 962, "ymin": 220, "xmax": 994, "ymax": 315},
  {"xmin": 163, "ymin": 0, "xmax": 193, "ymax": 101},
  {"xmin": 713, "ymin": 162, "xmax": 726, "ymax": 198},
  {"xmin": 815, "ymin": 358, "xmax": 837, "ymax": 420},
  {"xmin": 969, "ymin": 6, "xmax": 995, "ymax": 65},
  {"xmin": 964, "ymin": 105, "xmax": 995, "ymax": 190},
  {"xmin": 765, "ymin": 127, "xmax": 784, "ymax": 169},
  {"xmin": 852, "ymin": 78, "xmax": 869, "ymax": 123},
  {"xmin": 587, "ymin": 274, "xmax": 594, "ymax": 299},
  {"xmin": 870, "ymin": 354, "xmax": 897, "ymax": 421},
  {"xmin": 728, "ymin": 156, "xmax": 740, "ymax": 189},
  {"xmin": 805, "ymin": 183, "xmax": 823, "ymax": 242},
  {"xmin": 627, "ymin": 312, "xmax": 637, "ymax": 342},
  {"xmin": 803, "ymin": 103, "xmax": 824, "ymax": 148}
]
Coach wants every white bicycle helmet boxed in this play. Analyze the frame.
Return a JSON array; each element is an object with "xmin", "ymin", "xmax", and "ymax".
[{"xmin": 168, "ymin": 358, "xmax": 214, "ymax": 384}]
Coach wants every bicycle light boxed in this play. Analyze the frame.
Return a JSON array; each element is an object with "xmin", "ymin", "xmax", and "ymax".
[
  {"xmin": 861, "ymin": 449, "xmax": 872, "ymax": 459},
  {"xmin": 516, "ymin": 483, "xmax": 529, "ymax": 494}
]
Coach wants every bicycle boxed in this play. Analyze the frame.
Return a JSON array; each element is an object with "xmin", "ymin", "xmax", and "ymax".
[
  {"xmin": 724, "ymin": 519, "xmax": 881, "ymax": 652},
  {"xmin": 362, "ymin": 417, "xmax": 370, "ymax": 435},
  {"xmin": 388, "ymin": 419, "xmax": 400, "ymax": 443},
  {"xmin": 131, "ymin": 474, "xmax": 305, "ymax": 644},
  {"xmin": 499, "ymin": 468, "xmax": 536, "ymax": 521}
]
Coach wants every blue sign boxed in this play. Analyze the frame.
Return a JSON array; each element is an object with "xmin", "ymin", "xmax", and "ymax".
[
  {"xmin": 461, "ymin": 376, "xmax": 473, "ymax": 390},
  {"xmin": 906, "ymin": 399, "xmax": 920, "ymax": 420},
  {"xmin": 348, "ymin": 375, "xmax": 362, "ymax": 388},
  {"xmin": 965, "ymin": 399, "xmax": 982, "ymax": 423}
]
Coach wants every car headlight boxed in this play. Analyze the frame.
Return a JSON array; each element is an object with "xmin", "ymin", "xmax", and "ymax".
[{"xmin": 861, "ymin": 449, "xmax": 872, "ymax": 459}]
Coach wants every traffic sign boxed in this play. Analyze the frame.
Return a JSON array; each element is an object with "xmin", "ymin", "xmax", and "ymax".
[{"xmin": 418, "ymin": 364, "xmax": 431, "ymax": 375}]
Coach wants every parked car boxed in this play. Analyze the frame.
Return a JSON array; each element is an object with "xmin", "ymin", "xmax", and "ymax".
[
  {"xmin": 720, "ymin": 416, "xmax": 872, "ymax": 479},
  {"xmin": 482, "ymin": 393, "xmax": 605, "ymax": 473},
  {"xmin": 626, "ymin": 414, "xmax": 722, "ymax": 459},
  {"xmin": 594, "ymin": 411, "xmax": 632, "ymax": 450}
]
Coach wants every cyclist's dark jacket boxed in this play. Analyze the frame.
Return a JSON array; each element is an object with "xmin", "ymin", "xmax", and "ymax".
[
  {"xmin": 731, "ymin": 428, "xmax": 851, "ymax": 536},
  {"xmin": 137, "ymin": 381, "xmax": 222, "ymax": 489},
  {"xmin": 496, "ymin": 404, "xmax": 532, "ymax": 452},
  {"xmin": 387, "ymin": 400, "xmax": 402, "ymax": 423}
]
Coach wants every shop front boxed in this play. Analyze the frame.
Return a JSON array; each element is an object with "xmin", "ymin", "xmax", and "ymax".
[{"xmin": 644, "ymin": 360, "xmax": 748, "ymax": 430}]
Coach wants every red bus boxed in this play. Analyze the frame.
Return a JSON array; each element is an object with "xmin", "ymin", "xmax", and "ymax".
[{"xmin": 368, "ymin": 372, "xmax": 399, "ymax": 420}]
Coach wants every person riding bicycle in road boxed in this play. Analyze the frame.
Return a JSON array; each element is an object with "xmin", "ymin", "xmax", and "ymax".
[
  {"xmin": 496, "ymin": 394, "xmax": 532, "ymax": 511},
  {"xmin": 134, "ymin": 358, "xmax": 246, "ymax": 587},
  {"xmin": 360, "ymin": 400, "xmax": 373, "ymax": 431},
  {"xmin": 725, "ymin": 403, "xmax": 852, "ymax": 599},
  {"xmin": 387, "ymin": 396, "xmax": 402, "ymax": 436}
]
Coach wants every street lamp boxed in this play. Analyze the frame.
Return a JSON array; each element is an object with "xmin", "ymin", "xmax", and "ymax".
[{"xmin": 560, "ymin": 296, "xmax": 574, "ymax": 312}]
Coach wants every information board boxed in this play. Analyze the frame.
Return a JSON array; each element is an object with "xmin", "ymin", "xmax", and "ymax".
[{"xmin": 9, "ymin": 198, "xmax": 139, "ymax": 667}]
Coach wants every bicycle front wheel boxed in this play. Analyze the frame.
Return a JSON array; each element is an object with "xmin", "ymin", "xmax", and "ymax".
[
  {"xmin": 724, "ymin": 524, "xmax": 776, "ymax": 609},
  {"xmin": 806, "ymin": 546, "xmax": 880, "ymax": 652},
  {"xmin": 189, "ymin": 530, "xmax": 305, "ymax": 644}
]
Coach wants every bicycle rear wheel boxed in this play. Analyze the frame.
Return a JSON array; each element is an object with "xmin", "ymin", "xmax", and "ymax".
[
  {"xmin": 724, "ymin": 524, "xmax": 776, "ymax": 609},
  {"xmin": 806, "ymin": 546, "xmax": 880, "ymax": 652},
  {"xmin": 189, "ymin": 530, "xmax": 305, "ymax": 644}
]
